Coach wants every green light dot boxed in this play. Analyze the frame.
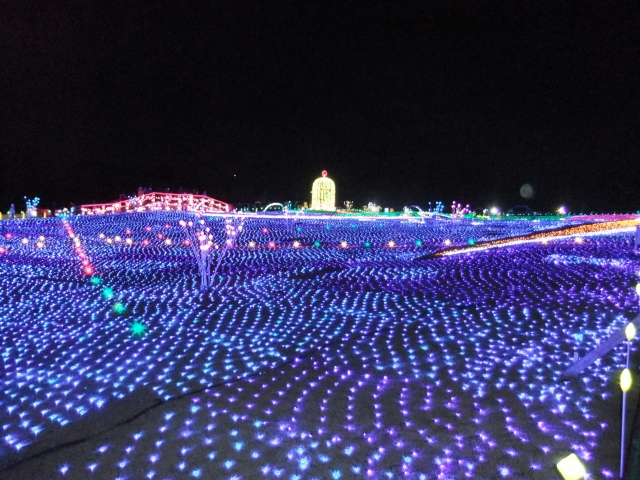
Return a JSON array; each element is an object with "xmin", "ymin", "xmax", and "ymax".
[
  {"xmin": 130, "ymin": 320, "xmax": 147, "ymax": 337},
  {"xmin": 314, "ymin": 241, "xmax": 321, "ymax": 247},
  {"xmin": 103, "ymin": 287, "xmax": 114, "ymax": 300},
  {"xmin": 364, "ymin": 241, "xmax": 371, "ymax": 248},
  {"xmin": 113, "ymin": 303, "xmax": 126, "ymax": 314},
  {"xmin": 90, "ymin": 276, "xmax": 101, "ymax": 285},
  {"xmin": 468, "ymin": 238, "xmax": 475, "ymax": 245},
  {"xmin": 415, "ymin": 240, "xmax": 423, "ymax": 246}
]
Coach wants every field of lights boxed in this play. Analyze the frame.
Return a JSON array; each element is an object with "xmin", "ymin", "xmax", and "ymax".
[{"xmin": 0, "ymin": 212, "xmax": 639, "ymax": 479}]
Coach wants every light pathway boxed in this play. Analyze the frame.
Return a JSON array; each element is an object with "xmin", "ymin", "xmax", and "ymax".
[{"xmin": 427, "ymin": 219, "xmax": 640, "ymax": 257}]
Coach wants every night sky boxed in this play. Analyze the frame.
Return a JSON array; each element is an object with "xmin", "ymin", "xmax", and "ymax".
[{"xmin": 2, "ymin": 1, "xmax": 639, "ymax": 213}]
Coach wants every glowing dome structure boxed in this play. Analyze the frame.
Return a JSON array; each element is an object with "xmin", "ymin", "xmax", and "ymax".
[{"xmin": 310, "ymin": 170, "xmax": 336, "ymax": 211}]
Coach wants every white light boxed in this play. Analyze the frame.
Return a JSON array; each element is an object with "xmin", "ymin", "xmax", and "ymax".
[
  {"xmin": 557, "ymin": 453, "xmax": 586, "ymax": 480},
  {"xmin": 625, "ymin": 323, "xmax": 636, "ymax": 341},
  {"xmin": 490, "ymin": 207, "xmax": 499, "ymax": 215}
]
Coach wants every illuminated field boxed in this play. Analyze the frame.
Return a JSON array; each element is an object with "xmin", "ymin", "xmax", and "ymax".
[{"xmin": 0, "ymin": 213, "xmax": 638, "ymax": 479}]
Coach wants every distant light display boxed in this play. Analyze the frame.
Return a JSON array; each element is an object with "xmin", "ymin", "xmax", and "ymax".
[
  {"xmin": 311, "ymin": 170, "xmax": 336, "ymax": 211},
  {"xmin": 81, "ymin": 192, "xmax": 231, "ymax": 215},
  {"xmin": 0, "ymin": 212, "xmax": 637, "ymax": 479}
]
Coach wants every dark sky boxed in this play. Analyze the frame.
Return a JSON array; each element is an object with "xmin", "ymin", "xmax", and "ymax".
[{"xmin": 2, "ymin": 1, "xmax": 639, "ymax": 213}]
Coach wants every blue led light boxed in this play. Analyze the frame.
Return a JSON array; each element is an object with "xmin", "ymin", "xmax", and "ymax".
[{"xmin": 0, "ymin": 212, "xmax": 635, "ymax": 478}]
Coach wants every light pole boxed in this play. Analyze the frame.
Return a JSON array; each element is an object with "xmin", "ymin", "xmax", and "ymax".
[{"xmin": 620, "ymin": 321, "xmax": 636, "ymax": 478}]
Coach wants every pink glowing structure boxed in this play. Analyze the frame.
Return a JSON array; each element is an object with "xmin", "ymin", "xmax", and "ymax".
[{"xmin": 81, "ymin": 192, "xmax": 231, "ymax": 215}]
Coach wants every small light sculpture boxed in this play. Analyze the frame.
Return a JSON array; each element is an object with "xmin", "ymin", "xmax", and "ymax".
[{"xmin": 311, "ymin": 171, "xmax": 336, "ymax": 211}]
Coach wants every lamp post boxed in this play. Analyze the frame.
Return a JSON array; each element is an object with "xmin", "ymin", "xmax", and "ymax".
[{"xmin": 620, "ymin": 322, "xmax": 636, "ymax": 478}]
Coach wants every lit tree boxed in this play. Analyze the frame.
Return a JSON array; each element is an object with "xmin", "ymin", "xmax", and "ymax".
[
  {"xmin": 179, "ymin": 216, "xmax": 245, "ymax": 290},
  {"xmin": 24, "ymin": 197, "xmax": 40, "ymax": 218},
  {"xmin": 451, "ymin": 201, "xmax": 471, "ymax": 218}
]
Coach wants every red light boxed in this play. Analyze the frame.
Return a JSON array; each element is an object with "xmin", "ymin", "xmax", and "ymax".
[
  {"xmin": 84, "ymin": 266, "xmax": 93, "ymax": 275},
  {"xmin": 157, "ymin": 233, "xmax": 164, "ymax": 239},
  {"xmin": 5, "ymin": 233, "xmax": 12, "ymax": 239},
  {"xmin": 146, "ymin": 226, "xmax": 152, "ymax": 231},
  {"xmin": 164, "ymin": 224, "xmax": 170, "ymax": 229},
  {"xmin": 0, "ymin": 246, "xmax": 6, "ymax": 254},
  {"xmin": 268, "ymin": 241, "xmax": 276, "ymax": 248},
  {"xmin": 262, "ymin": 228, "xmax": 268, "ymax": 234},
  {"xmin": 125, "ymin": 229, "xmax": 131, "ymax": 234},
  {"xmin": 184, "ymin": 239, "xmax": 191, "ymax": 246},
  {"xmin": 143, "ymin": 239, "xmax": 150, "ymax": 246}
]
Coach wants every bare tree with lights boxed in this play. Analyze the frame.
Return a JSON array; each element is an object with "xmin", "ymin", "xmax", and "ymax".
[{"xmin": 180, "ymin": 216, "xmax": 245, "ymax": 290}]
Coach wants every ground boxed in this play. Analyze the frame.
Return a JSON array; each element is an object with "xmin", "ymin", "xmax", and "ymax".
[{"xmin": 0, "ymin": 213, "xmax": 638, "ymax": 479}]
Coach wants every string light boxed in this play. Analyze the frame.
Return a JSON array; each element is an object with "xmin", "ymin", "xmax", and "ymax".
[{"xmin": 0, "ymin": 212, "xmax": 635, "ymax": 478}]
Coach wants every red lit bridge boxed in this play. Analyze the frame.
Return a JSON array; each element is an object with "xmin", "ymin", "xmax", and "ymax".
[{"xmin": 81, "ymin": 192, "xmax": 232, "ymax": 215}]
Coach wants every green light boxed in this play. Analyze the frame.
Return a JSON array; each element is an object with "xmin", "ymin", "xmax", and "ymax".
[
  {"xmin": 468, "ymin": 238, "xmax": 475, "ymax": 245},
  {"xmin": 130, "ymin": 320, "xmax": 147, "ymax": 337},
  {"xmin": 103, "ymin": 287, "xmax": 114, "ymax": 300},
  {"xmin": 314, "ymin": 241, "xmax": 321, "ymax": 247},
  {"xmin": 90, "ymin": 276, "xmax": 101, "ymax": 285},
  {"xmin": 113, "ymin": 303, "xmax": 126, "ymax": 314},
  {"xmin": 364, "ymin": 241, "xmax": 371, "ymax": 248},
  {"xmin": 415, "ymin": 240, "xmax": 423, "ymax": 246}
]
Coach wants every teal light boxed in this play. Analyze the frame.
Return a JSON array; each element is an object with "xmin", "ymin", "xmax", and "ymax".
[{"xmin": 130, "ymin": 320, "xmax": 147, "ymax": 337}]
